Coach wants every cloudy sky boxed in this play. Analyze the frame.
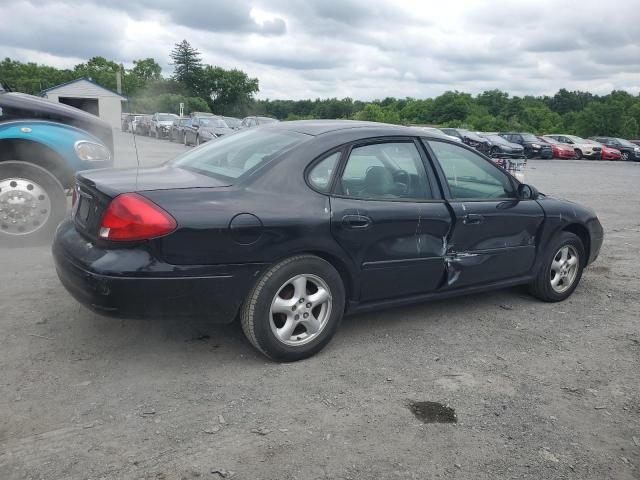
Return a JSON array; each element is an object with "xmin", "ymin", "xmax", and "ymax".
[{"xmin": 2, "ymin": 0, "xmax": 640, "ymax": 99}]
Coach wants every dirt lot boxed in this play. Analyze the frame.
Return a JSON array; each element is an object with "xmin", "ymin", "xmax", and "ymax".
[{"xmin": 1, "ymin": 131, "xmax": 639, "ymax": 480}]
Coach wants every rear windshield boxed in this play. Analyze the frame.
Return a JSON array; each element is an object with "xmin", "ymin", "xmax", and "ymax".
[
  {"xmin": 171, "ymin": 128, "xmax": 307, "ymax": 180},
  {"xmin": 158, "ymin": 114, "xmax": 177, "ymax": 121}
]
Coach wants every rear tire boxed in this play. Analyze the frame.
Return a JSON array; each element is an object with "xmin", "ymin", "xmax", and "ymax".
[
  {"xmin": 0, "ymin": 161, "xmax": 67, "ymax": 247},
  {"xmin": 241, "ymin": 255, "xmax": 345, "ymax": 361},
  {"xmin": 529, "ymin": 232, "xmax": 585, "ymax": 302}
]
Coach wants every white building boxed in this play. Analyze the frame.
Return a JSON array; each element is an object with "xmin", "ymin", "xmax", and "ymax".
[{"xmin": 41, "ymin": 78, "xmax": 127, "ymax": 128}]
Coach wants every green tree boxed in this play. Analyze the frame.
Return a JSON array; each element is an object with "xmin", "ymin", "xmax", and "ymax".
[
  {"xmin": 197, "ymin": 65, "xmax": 259, "ymax": 116},
  {"xmin": 170, "ymin": 40, "xmax": 203, "ymax": 94},
  {"xmin": 74, "ymin": 56, "xmax": 120, "ymax": 91}
]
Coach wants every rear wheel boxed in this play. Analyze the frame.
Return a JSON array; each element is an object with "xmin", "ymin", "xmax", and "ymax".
[
  {"xmin": 0, "ymin": 161, "xmax": 67, "ymax": 247},
  {"xmin": 529, "ymin": 232, "xmax": 585, "ymax": 302},
  {"xmin": 241, "ymin": 255, "xmax": 345, "ymax": 361}
]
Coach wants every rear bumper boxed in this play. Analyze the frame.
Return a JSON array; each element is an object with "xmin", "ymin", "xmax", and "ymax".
[{"xmin": 52, "ymin": 220, "xmax": 265, "ymax": 322}]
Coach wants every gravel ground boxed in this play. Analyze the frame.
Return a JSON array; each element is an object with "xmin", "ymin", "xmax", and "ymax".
[{"xmin": 1, "ymin": 131, "xmax": 639, "ymax": 480}]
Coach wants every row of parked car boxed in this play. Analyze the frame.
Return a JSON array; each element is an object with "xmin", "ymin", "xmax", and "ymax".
[
  {"xmin": 426, "ymin": 127, "xmax": 640, "ymax": 161},
  {"xmin": 121, "ymin": 112, "xmax": 278, "ymax": 146}
]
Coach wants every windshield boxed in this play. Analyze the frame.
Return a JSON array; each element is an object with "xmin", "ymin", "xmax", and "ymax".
[
  {"xmin": 567, "ymin": 135, "xmax": 587, "ymax": 143},
  {"xmin": 158, "ymin": 114, "xmax": 177, "ymax": 121},
  {"xmin": 616, "ymin": 138, "xmax": 636, "ymax": 147},
  {"xmin": 485, "ymin": 135, "xmax": 509, "ymax": 145},
  {"xmin": 521, "ymin": 134, "xmax": 539, "ymax": 142},
  {"xmin": 224, "ymin": 117, "xmax": 242, "ymax": 128},
  {"xmin": 200, "ymin": 117, "xmax": 229, "ymax": 128},
  {"xmin": 171, "ymin": 128, "xmax": 307, "ymax": 180}
]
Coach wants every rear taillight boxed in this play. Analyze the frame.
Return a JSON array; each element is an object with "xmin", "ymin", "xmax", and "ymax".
[{"xmin": 99, "ymin": 193, "xmax": 176, "ymax": 241}]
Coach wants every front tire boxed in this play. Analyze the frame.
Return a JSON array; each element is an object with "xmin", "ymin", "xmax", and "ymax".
[
  {"xmin": 241, "ymin": 255, "xmax": 345, "ymax": 361},
  {"xmin": 0, "ymin": 161, "xmax": 67, "ymax": 247},
  {"xmin": 574, "ymin": 149, "xmax": 583, "ymax": 160},
  {"xmin": 622, "ymin": 151, "xmax": 630, "ymax": 161},
  {"xmin": 529, "ymin": 232, "xmax": 585, "ymax": 302}
]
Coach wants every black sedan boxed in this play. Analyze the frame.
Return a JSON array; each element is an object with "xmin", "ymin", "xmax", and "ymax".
[
  {"xmin": 480, "ymin": 134, "xmax": 526, "ymax": 158},
  {"xmin": 53, "ymin": 121, "xmax": 603, "ymax": 361},
  {"xmin": 184, "ymin": 116, "xmax": 233, "ymax": 146}
]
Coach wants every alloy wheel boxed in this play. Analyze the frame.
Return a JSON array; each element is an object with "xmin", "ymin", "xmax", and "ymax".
[
  {"xmin": 549, "ymin": 245, "xmax": 579, "ymax": 293},
  {"xmin": 269, "ymin": 274, "xmax": 332, "ymax": 346}
]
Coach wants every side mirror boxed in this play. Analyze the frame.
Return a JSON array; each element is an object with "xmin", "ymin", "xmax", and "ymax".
[{"xmin": 518, "ymin": 183, "xmax": 539, "ymax": 200}]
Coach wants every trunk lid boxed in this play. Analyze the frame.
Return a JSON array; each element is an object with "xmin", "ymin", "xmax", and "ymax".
[{"xmin": 73, "ymin": 165, "xmax": 230, "ymax": 239}]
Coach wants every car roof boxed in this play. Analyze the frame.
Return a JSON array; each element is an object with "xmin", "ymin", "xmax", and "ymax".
[{"xmin": 263, "ymin": 119, "xmax": 438, "ymax": 137}]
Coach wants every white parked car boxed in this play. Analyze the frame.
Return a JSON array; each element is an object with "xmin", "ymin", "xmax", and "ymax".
[
  {"xmin": 543, "ymin": 134, "xmax": 602, "ymax": 160},
  {"xmin": 150, "ymin": 113, "xmax": 179, "ymax": 139}
]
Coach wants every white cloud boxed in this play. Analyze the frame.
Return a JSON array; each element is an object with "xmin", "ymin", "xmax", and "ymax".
[{"xmin": 2, "ymin": 0, "xmax": 639, "ymax": 99}]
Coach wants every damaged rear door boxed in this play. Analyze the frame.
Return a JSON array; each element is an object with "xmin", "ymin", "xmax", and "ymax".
[
  {"xmin": 425, "ymin": 139, "xmax": 544, "ymax": 288},
  {"xmin": 330, "ymin": 139, "xmax": 452, "ymax": 302}
]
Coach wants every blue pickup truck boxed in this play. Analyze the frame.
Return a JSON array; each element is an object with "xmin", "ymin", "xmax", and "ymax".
[{"xmin": 0, "ymin": 84, "xmax": 114, "ymax": 245}]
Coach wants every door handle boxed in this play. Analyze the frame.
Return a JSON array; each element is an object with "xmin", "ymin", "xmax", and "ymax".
[
  {"xmin": 342, "ymin": 214, "xmax": 372, "ymax": 229},
  {"xmin": 463, "ymin": 213, "xmax": 484, "ymax": 225}
]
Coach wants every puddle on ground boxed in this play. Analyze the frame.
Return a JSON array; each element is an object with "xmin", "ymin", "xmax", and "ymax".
[{"xmin": 407, "ymin": 401, "xmax": 457, "ymax": 423}]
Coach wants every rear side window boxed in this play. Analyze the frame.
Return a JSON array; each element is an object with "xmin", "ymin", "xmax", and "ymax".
[
  {"xmin": 339, "ymin": 142, "xmax": 432, "ymax": 200},
  {"xmin": 308, "ymin": 151, "xmax": 340, "ymax": 192},
  {"xmin": 428, "ymin": 141, "xmax": 515, "ymax": 199}
]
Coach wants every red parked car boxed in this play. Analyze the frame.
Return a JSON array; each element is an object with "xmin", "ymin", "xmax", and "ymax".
[
  {"xmin": 539, "ymin": 137, "xmax": 576, "ymax": 159},
  {"xmin": 586, "ymin": 140, "xmax": 621, "ymax": 160}
]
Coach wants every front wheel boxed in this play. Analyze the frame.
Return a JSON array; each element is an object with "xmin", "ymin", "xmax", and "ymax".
[
  {"xmin": 529, "ymin": 232, "xmax": 585, "ymax": 302},
  {"xmin": 0, "ymin": 161, "xmax": 67, "ymax": 247},
  {"xmin": 490, "ymin": 146, "xmax": 499, "ymax": 157},
  {"xmin": 621, "ymin": 151, "xmax": 630, "ymax": 161},
  {"xmin": 241, "ymin": 255, "xmax": 345, "ymax": 361},
  {"xmin": 574, "ymin": 149, "xmax": 583, "ymax": 160}
]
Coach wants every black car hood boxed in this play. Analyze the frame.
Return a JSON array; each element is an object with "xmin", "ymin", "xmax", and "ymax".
[
  {"xmin": 0, "ymin": 91, "xmax": 114, "ymax": 153},
  {"xmin": 77, "ymin": 165, "xmax": 231, "ymax": 197}
]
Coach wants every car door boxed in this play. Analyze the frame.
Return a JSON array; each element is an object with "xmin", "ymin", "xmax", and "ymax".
[
  {"xmin": 329, "ymin": 138, "xmax": 453, "ymax": 302},
  {"xmin": 425, "ymin": 140, "xmax": 544, "ymax": 288}
]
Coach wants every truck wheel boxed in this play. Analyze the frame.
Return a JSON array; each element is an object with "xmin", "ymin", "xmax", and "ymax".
[{"xmin": 0, "ymin": 161, "xmax": 67, "ymax": 247}]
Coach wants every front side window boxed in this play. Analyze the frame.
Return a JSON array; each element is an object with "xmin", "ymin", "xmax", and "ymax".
[
  {"xmin": 339, "ymin": 142, "xmax": 431, "ymax": 200},
  {"xmin": 172, "ymin": 128, "xmax": 307, "ymax": 180},
  {"xmin": 428, "ymin": 141, "xmax": 515, "ymax": 199}
]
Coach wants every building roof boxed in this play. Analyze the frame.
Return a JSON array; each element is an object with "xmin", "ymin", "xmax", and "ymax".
[{"xmin": 40, "ymin": 77, "xmax": 128, "ymax": 100}]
